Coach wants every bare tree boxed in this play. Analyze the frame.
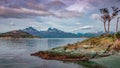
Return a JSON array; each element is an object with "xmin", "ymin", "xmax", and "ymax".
[
  {"xmin": 100, "ymin": 7, "xmax": 120, "ymax": 35},
  {"xmin": 113, "ymin": 17, "xmax": 120, "ymax": 41},
  {"xmin": 100, "ymin": 8, "xmax": 109, "ymax": 34},
  {"xmin": 109, "ymin": 7, "xmax": 120, "ymax": 33}
]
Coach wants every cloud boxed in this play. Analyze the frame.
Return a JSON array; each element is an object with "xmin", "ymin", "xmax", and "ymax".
[
  {"xmin": 71, "ymin": 25, "xmax": 94, "ymax": 31},
  {"xmin": 66, "ymin": 0, "xmax": 94, "ymax": 13},
  {"xmin": 53, "ymin": 10, "xmax": 84, "ymax": 18},
  {"xmin": 44, "ymin": 21, "xmax": 63, "ymax": 28},
  {"xmin": 0, "ymin": 6, "xmax": 84, "ymax": 18},
  {"xmin": 0, "ymin": 0, "xmax": 120, "ymax": 19},
  {"xmin": 0, "ymin": 0, "xmax": 90, "ymax": 18},
  {"xmin": 46, "ymin": 0, "xmax": 67, "ymax": 10},
  {"xmin": 10, "ymin": 22, "xmax": 15, "ymax": 26},
  {"xmin": 0, "ymin": 6, "xmax": 53, "ymax": 18},
  {"xmin": 26, "ymin": 2, "xmax": 47, "ymax": 11},
  {"xmin": 26, "ymin": 0, "xmax": 83, "ymax": 18},
  {"xmin": 75, "ymin": 22, "xmax": 81, "ymax": 25},
  {"xmin": 91, "ymin": 13, "xmax": 100, "ymax": 20}
]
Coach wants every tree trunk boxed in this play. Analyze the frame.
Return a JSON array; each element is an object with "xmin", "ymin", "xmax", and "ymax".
[
  {"xmin": 108, "ymin": 20, "xmax": 111, "ymax": 34},
  {"xmin": 116, "ymin": 17, "xmax": 120, "ymax": 32},
  {"xmin": 114, "ymin": 17, "xmax": 120, "ymax": 41},
  {"xmin": 104, "ymin": 21, "xmax": 107, "ymax": 34}
]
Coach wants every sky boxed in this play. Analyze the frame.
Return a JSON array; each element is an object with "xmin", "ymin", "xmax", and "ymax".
[{"xmin": 0, "ymin": 0, "xmax": 120, "ymax": 33}]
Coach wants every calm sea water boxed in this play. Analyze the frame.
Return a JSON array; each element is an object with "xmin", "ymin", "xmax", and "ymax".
[{"xmin": 0, "ymin": 38, "xmax": 120, "ymax": 68}]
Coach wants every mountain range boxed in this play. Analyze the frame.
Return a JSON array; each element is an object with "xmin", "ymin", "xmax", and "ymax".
[
  {"xmin": 23, "ymin": 27, "xmax": 79, "ymax": 38},
  {"xmin": 23, "ymin": 27, "xmax": 105, "ymax": 38},
  {"xmin": 0, "ymin": 27, "xmax": 106, "ymax": 38}
]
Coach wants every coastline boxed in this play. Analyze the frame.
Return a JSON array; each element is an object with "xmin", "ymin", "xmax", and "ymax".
[{"xmin": 31, "ymin": 35, "xmax": 120, "ymax": 61}]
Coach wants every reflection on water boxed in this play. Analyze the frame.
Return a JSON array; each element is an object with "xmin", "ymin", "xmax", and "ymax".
[
  {"xmin": 0, "ymin": 38, "xmax": 120, "ymax": 68},
  {"xmin": 75, "ymin": 61, "xmax": 106, "ymax": 68},
  {"xmin": 63, "ymin": 61, "xmax": 107, "ymax": 68}
]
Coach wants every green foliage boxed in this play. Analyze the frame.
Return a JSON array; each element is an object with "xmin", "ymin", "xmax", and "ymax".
[{"xmin": 116, "ymin": 31, "xmax": 120, "ymax": 39}]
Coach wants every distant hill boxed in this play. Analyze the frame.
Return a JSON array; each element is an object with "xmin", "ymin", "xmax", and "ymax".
[
  {"xmin": 77, "ymin": 31, "xmax": 115, "ymax": 38},
  {"xmin": 23, "ymin": 27, "xmax": 79, "ymax": 38},
  {"xmin": 77, "ymin": 32, "xmax": 104, "ymax": 38},
  {"xmin": 0, "ymin": 30, "xmax": 39, "ymax": 38}
]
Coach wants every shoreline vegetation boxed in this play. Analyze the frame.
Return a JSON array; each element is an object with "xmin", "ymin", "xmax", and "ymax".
[{"xmin": 31, "ymin": 33, "xmax": 120, "ymax": 61}]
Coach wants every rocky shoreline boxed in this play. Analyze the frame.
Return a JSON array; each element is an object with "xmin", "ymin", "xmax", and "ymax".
[
  {"xmin": 31, "ymin": 51, "xmax": 111, "ymax": 61},
  {"xmin": 31, "ymin": 51, "xmax": 91, "ymax": 61},
  {"xmin": 31, "ymin": 36, "xmax": 120, "ymax": 61}
]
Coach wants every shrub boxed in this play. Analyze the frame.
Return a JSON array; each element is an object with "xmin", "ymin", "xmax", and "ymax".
[{"xmin": 116, "ymin": 31, "xmax": 120, "ymax": 39}]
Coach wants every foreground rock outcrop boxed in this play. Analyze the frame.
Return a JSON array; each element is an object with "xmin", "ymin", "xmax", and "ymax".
[{"xmin": 31, "ymin": 35, "xmax": 120, "ymax": 61}]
